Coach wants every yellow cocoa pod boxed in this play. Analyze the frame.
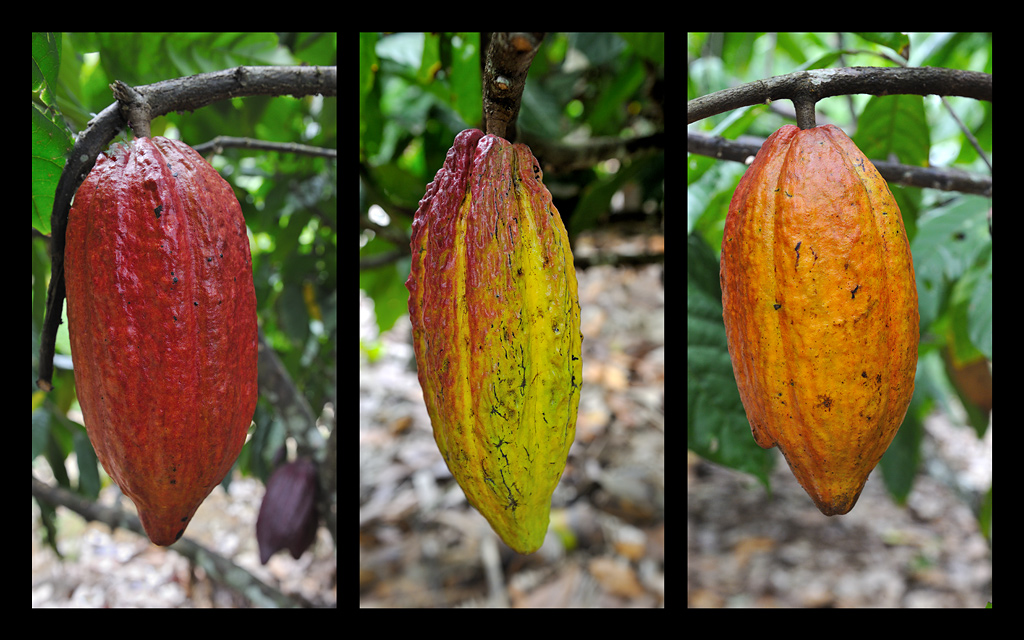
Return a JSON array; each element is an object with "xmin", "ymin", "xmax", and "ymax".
[
  {"xmin": 407, "ymin": 129, "xmax": 582, "ymax": 553},
  {"xmin": 720, "ymin": 125, "xmax": 919, "ymax": 516}
]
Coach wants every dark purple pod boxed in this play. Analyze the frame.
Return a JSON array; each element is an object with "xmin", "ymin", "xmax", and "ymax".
[{"xmin": 256, "ymin": 458, "xmax": 319, "ymax": 563}]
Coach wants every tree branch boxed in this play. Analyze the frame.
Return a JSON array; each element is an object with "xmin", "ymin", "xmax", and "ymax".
[
  {"xmin": 481, "ymin": 33, "xmax": 544, "ymax": 141},
  {"xmin": 687, "ymin": 67, "xmax": 991, "ymax": 125}
]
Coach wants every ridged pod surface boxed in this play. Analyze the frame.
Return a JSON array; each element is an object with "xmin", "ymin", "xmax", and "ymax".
[
  {"xmin": 720, "ymin": 125, "xmax": 919, "ymax": 516},
  {"xmin": 407, "ymin": 129, "xmax": 582, "ymax": 554},
  {"xmin": 65, "ymin": 137, "xmax": 258, "ymax": 545}
]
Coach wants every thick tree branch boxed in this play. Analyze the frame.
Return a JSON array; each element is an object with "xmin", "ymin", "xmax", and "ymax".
[{"xmin": 481, "ymin": 33, "xmax": 544, "ymax": 141}]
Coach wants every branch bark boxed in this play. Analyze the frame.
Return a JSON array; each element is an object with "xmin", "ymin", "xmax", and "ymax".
[
  {"xmin": 687, "ymin": 67, "xmax": 992, "ymax": 125},
  {"xmin": 481, "ymin": 33, "xmax": 544, "ymax": 141}
]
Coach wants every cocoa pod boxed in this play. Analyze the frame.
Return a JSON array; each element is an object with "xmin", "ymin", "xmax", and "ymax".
[
  {"xmin": 65, "ymin": 137, "xmax": 258, "ymax": 545},
  {"xmin": 256, "ymin": 458, "xmax": 319, "ymax": 563},
  {"xmin": 720, "ymin": 125, "xmax": 919, "ymax": 516},
  {"xmin": 406, "ymin": 129, "xmax": 582, "ymax": 554}
]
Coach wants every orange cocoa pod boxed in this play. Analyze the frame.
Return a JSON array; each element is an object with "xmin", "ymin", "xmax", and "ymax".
[{"xmin": 720, "ymin": 124, "xmax": 919, "ymax": 516}]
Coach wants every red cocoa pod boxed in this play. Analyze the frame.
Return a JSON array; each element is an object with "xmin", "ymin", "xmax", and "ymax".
[
  {"xmin": 256, "ymin": 458, "xmax": 319, "ymax": 564},
  {"xmin": 65, "ymin": 137, "xmax": 258, "ymax": 545},
  {"xmin": 407, "ymin": 129, "xmax": 582, "ymax": 554},
  {"xmin": 720, "ymin": 125, "xmax": 919, "ymax": 516}
]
